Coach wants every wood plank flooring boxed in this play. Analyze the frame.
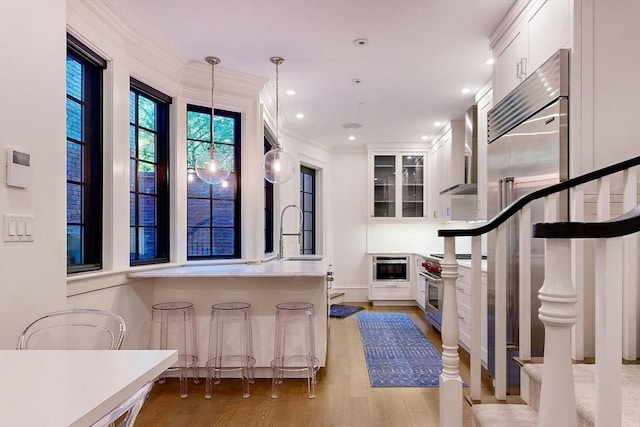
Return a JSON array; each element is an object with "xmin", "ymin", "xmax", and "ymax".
[{"xmin": 136, "ymin": 304, "xmax": 484, "ymax": 427}]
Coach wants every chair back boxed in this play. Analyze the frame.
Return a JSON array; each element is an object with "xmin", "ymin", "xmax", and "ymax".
[
  {"xmin": 17, "ymin": 309, "xmax": 126, "ymax": 350},
  {"xmin": 91, "ymin": 381, "xmax": 154, "ymax": 427}
]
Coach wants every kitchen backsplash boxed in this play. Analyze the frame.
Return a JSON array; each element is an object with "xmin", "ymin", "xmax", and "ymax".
[{"xmin": 367, "ymin": 221, "xmax": 486, "ymax": 255}]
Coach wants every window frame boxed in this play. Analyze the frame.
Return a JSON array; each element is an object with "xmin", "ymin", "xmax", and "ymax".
[
  {"xmin": 300, "ymin": 165, "xmax": 316, "ymax": 255},
  {"xmin": 129, "ymin": 78, "xmax": 171, "ymax": 266},
  {"xmin": 66, "ymin": 34, "xmax": 105, "ymax": 275},
  {"xmin": 186, "ymin": 104, "xmax": 242, "ymax": 260},
  {"xmin": 264, "ymin": 127, "xmax": 276, "ymax": 255}
]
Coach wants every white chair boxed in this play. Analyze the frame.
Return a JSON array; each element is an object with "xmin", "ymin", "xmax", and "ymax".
[
  {"xmin": 91, "ymin": 381, "xmax": 154, "ymax": 427},
  {"xmin": 16, "ymin": 308, "xmax": 126, "ymax": 350}
]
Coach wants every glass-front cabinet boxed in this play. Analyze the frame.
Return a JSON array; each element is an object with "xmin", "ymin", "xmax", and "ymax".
[{"xmin": 369, "ymin": 152, "xmax": 427, "ymax": 219}]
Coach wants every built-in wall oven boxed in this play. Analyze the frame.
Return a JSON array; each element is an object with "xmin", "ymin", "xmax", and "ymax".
[{"xmin": 372, "ymin": 256, "xmax": 410, "ymax": 282}]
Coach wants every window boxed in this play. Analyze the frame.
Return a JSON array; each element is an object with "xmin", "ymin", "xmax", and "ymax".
[
  {"xmin": 300, "ymin": 166, "xmax": 315, "ymax": 255},
  {"xmin": 129, "ymin": 78, "xmax": 171, "ymax": 265},
  {"xmin": 264, "ymin": 128, "xmax": 275, "ymax": 254},
  {"xmin": 66, "ymin": 35, "xmax": 105, "ymax": 274},
  {"xmin": 186, "ymin": 105, "xmax": 241, "ymax": 259}
]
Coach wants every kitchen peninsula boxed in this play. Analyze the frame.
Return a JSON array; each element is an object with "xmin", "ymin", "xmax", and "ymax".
[{"xmin": 128, "ymin": 259, "xmax": 329, "ymax": 377}]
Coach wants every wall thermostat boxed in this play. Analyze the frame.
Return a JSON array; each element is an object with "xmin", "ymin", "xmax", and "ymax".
[{"xmin": 6, "ymin": 148, "xmax": 31, "ymax": 188}]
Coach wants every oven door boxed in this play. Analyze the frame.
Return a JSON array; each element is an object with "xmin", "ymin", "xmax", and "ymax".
[
  {"xmin": 420, "ymin": 271, "xmax": 443, "ymax": 312},
  {"xmin": 373, "ymin": 256, "xmax": 409, "ymax": 281}
]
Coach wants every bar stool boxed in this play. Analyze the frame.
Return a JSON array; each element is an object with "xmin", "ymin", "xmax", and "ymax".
[
  {"xmin": 205, "ymin": 302, "xmax": 256, "ymax": 399},
  {"xmin": 271, "ymin": 302, "xmax": 319, "ymax": 399},
  {"xmin": 150, "ymin": 302, "xmax": 199, "ymax": 398}
]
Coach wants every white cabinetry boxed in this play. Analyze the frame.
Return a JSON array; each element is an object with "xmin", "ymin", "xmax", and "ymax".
[
  {"xmin": 428, "ymin": 121, "xmax": 465, "ymax": 220},
  {"xmin": 457, "ymin": 264, "xmax": 488, "ymax": 365},
  {"xmin": 492, "ymin": 0, "xmax": 570, "ymax": 103},
  {"xmin": 369, "ymin": 151, "xmax": 427, "ymax": 220},
  {"xmin": 368, "ymin": 254, "xmax": 414, "ymax": 301},
  {"xmin": 475, "ymin": 87, "xmax": 492, "ymax": 220}
]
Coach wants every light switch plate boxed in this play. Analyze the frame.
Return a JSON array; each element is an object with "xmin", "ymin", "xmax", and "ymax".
[{"xmin": 3, "ymin": 214, "xmax": 34, "ymax": 242}]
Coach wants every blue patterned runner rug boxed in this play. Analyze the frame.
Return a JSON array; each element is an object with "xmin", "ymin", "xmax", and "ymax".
[{"xmin": 356, "ymin": 311, "xmax": 442, "ymax": 387}]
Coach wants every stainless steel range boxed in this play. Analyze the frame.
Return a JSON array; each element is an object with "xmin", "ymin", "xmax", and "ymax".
[
  {"xmin": 420, "ymin": 254, "xmax": 484, "ymax": 331},
  {"xmin": 419, "ymin": 255, "xmax": 444, "ymax": 330}
]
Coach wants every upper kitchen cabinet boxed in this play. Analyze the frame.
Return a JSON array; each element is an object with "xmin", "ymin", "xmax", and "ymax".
[
  {"xmin": 491, "ymin": 0, "xmax": 570, "ymax": 103},
  {"xmin": 369, "ymin": 151, "xmax": 427, "ymax": 220},
  {"xmin": 429, "ymin": 120, "xmax": 473, "ymax": 220}
]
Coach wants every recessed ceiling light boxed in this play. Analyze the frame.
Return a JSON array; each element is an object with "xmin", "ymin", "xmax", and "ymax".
[
  {"xmin": 286, "ymin": 89, "xmax": 296, "ymax": 96},
  {"xmin": 434, "ymin": 121, "xmax": 441, "ymax": 127},
  {"xmin": 353, "ymin": 38, "xmax": 369, "ymax": 47},
  {"xmin": 352, "ymin": 78, "xmax": 363, "ymax": 85},
  {"xmin": 296, "ymin": 113, "xmax": 304, "ymax": 119},
  {"xmin": 461, "ymin": 87, "xmax": 471, "ymax": 94},
  {"xmin": 485, "ymin": 58, "xmax": 495, "ymax": 65},
  {"xmin": 421, "ymin": 135, "xmax": 428, "ymax": 140},
  {"xmin": 348, "ymin": 135, "xmax": 356, "ymax": 141}
]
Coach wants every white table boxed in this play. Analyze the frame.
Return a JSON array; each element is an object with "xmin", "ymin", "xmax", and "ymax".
[{"xmin": 0, "ymin": 349, "xmax": 177, "ymax": 427}]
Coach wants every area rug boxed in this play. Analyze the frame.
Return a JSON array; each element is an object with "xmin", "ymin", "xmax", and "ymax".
[
  {"xmin": 330, "ymin": 304, "xmax": 365, "ymax": 318},
  {"xmin": 356, "ymin": 311, "xmax": 442, "ymax": 387}
]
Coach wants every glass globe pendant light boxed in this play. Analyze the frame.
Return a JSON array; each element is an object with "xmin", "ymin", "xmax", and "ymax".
[
  {"xmin": 194, "ymin": 56, "xmax": 230, "ymax": 186},
  {"xmin": 263, "ymin": 57, "xmax": 295, "ymax": 184}
]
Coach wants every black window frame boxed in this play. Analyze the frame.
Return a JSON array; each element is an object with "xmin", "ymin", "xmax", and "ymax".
[
  {"xmin": 300, "ymin": 165, "xmax": 316, "ymax": 255},
  {"xmin": 264, "ymin": 127, "xmax": 276, "ymax": 254},
  {"xmin": 186, "ymin": 104, "xmax": 242, "ymax": 260},
  {"xmin": 66, "ymin": 34, "xmax": 105, "ymax": 275},
  {"xmin": 129, "ymin": 78, "xmax": 171, "ymax": 266}
]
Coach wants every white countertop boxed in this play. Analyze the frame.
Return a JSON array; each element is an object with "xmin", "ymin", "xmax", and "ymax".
[
  {"xmin": 0, "ymin": 349, "xmax": 177, "ymax": 427},
  {"xmin": 129, "ymin": 259, "xmax": 328, "ymax": 279},
  {"xmin": 457, "ymin": 259, "xmax": 488, "ymax": 273}
]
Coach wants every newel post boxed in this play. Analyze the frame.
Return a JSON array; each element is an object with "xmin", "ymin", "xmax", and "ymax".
[
  {"xmin": 537, "ymin": 238, "xmax": 578, "ymax": 427},
  {"xmin": 439, "ymin": 236, "xmax": 463, "ymax": 427}
]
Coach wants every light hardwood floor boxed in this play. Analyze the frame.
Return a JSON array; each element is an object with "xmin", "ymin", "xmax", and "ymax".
[{"xmin": 137, "ymin": 304, "xmax": 485, "ymax": 427}]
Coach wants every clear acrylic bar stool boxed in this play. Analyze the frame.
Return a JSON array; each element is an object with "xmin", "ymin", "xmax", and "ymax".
[
  {"xmin": 205, "ymin": 302, "xmax": 255, "ymax": 399},
  {"xmin": 271, "ymin": 302, "xmax": 319, "ymax": 399},
  {"xmin": 150, "ymin": 302, "xmax": 199, "ymax": 398}
]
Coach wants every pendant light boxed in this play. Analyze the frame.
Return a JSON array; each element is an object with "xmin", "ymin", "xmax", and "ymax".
[
  {"xmin": 263, "ymin": 56, "xmax": 295, "ymax": 184},
  {"xmin": 194, "ymin": 56, "xmax": 230, "ymax": 186}
]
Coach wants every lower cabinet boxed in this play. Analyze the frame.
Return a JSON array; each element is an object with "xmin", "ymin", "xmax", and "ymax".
[
  {"xmin": 456, "ymin": 265, "xmax": 488, "ymax": 366},
  {"xmin": 369, "ymin": 281, "xmax": 412, "ymax": 300}
]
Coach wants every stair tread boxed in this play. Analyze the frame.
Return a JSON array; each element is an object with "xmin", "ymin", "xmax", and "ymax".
[
  {"xmin": 472, "ymin": 404, "xmax": 537, "ymax": 427},
  {"xmin": 523, "ymin": 364, "xmax": 640, "ymax": 426}
]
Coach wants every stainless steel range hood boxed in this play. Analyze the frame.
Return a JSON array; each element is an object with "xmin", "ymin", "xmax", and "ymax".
[{"xmin": 440, "ymin": 104, "xmax": 478, "ymax": 196}]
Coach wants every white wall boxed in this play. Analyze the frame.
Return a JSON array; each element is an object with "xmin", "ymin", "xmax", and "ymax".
[
  {"xmin": 329, "ymin": 151, "xmax": 369, "ymax": 290},
  {"xmin": 0, "ymin": 0, "xmax": 67, "ymax": 348}
]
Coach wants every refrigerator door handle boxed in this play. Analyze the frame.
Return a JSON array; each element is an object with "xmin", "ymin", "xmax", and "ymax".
[{"xmin": 504, "ymin": 177, "xmax": 514, "ymax": 207}]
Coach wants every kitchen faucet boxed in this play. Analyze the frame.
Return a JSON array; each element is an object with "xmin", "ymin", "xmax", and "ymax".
[{"xmin": 279, "ymin": 204, "xmax": 303, "ymax": 259}]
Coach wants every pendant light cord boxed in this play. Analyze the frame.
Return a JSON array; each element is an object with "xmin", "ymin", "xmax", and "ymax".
[
  {"xmin": 205, "ymin": 56, "xmax": 220, "ymax": 153},
  {"xmin": 210, "ymin": 60, "xmax": 216, "ymax": 150},
  {"xmin": 275, "ymin": 59, "xmax": 280, "ymax": 149}
]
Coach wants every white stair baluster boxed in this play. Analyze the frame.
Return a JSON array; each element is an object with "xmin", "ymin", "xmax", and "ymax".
[
  {"xmin": 622, "ymin": 167, "xmax": 638, "ymax": 360},
  {"xmin": 570, "ymin": 186, "xmax": 585, "ymax": 361},
  {"xmin": 494, "ymin": 224, "xmax": 507, "ymax": 400},
  {"xmin": 470, "ymin": 235, "xmax": 482, "ymax": 402},
  {"xmin": 439, "ymin": 236, "xmax": 463, "ymax": 427}
]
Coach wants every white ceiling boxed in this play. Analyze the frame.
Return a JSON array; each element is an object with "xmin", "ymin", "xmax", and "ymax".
[{"xmin": 106, "ymin": 0, "xmax": 515, "ymax": 150}]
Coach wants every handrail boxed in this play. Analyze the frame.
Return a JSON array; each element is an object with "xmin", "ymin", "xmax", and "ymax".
[
  {"xmin": 533, "ymin": 205, "xmax": 640, "ymax": 239},
  {"xmin": 439, "ymin": 155, "xmax": 640, "ymax": 237}
]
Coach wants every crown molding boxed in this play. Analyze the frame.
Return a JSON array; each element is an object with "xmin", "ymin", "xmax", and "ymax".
[{"xmin": 71, "ymin": 0, "xmax": 185, "ymax": 78}]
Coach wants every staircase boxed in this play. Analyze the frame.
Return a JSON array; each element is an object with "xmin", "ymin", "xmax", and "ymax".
[{"xmin": 435, "ymin": 155, "xmax": 640, "ymax": 427}]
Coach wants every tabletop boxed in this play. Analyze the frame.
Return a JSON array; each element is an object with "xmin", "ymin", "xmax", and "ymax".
[{"xmin": 0, "ymin": 349, "xmax": 177, "ymax": 427}]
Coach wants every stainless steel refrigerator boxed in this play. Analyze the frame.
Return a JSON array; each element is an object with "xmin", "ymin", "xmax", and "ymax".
[{"xmin": 487, "ymin": 49, "xmax": 569, "ymax": 394}]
